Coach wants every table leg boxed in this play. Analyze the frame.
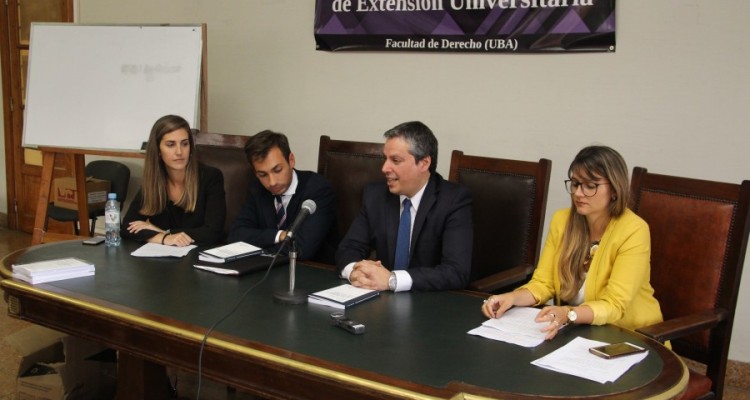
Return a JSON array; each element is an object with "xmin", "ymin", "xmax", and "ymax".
[{"xmin": 116, "ymin": 352, "xmax": 172, "ymax": 400}]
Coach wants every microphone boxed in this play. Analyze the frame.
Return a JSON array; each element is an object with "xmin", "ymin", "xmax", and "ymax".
[
  {"xmin": 285, "ymin": 199, "xmax": 316, "ymax": 240},
  {"xmin": 275, "ymin": 199, "xmax": 316, "ymax": 305}
]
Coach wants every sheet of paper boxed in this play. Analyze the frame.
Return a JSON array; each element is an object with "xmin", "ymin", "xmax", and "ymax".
[
  {"xmin": 307, "ymin": 296, "xmax": 345, "ymax": 309},
  {"xmin": 193, "ymin": 265, "xmax": 239, "ymax": 275},
  {"xmin": 467, "ymin": 306, "xmax": 549, "ymax": 347},
  {"xmin": 201, "ymin": 241, "xmax": 261, "ymax": 259},
  {"xmin": 13, "ymin": 257, "xmax": 92, "ymax": 274},
  {"xmin": 12, "ymin": 257, "xmax": 95, "ymax": 284},
  {"xmin": 531, "ymin": 336, "xmax": 649, "ymax": 383},
  {"xmin": 13, "ymin": 269, "xmax": 95, "ymax": 284},
  {"xmin": 130, "ymin": 243, "xmax": 196, "ymax": 258}
]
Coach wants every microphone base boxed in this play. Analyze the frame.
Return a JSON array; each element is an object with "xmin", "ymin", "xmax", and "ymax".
[{"xmin": 273, "ymin": 289, "xmax": 308, "ymax": 305}]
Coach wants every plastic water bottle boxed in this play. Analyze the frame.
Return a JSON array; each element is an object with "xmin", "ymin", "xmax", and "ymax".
[{"xmin": 104, "ymin": 193, "xmax": 121, "ymax": 247}]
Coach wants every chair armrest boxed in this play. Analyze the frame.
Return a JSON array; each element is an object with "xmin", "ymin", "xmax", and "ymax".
[
  {"xmin": 467, "ymin": 263, "xmax": 534, "ymax": 293},
  {"xmin": 635, "ymin": 309, "xmax": 729, "ymax": 343}
]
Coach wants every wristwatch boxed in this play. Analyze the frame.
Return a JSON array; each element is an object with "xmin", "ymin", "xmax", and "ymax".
[
  {"xmin": 566, "ymin": 307, "xmax": 578, "ymax": 325},
  {"xmin": 388, "ymin": 272, "xmax": 397, "ymax": 291}
]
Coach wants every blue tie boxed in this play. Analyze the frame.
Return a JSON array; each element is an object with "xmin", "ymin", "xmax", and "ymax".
[{"xmin": 394, "ymin": 198, "xmax": 411, "ymax": 270}]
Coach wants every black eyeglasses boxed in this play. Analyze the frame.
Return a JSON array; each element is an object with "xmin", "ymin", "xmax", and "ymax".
[{"xmin": 564, "ymin": 179, "xmax": 609, "ymax": 197}]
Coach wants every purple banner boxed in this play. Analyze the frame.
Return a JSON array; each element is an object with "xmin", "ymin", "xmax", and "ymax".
[{"xmin": 315, "ymin": 0, "xmax": 615, "ymax": 53}]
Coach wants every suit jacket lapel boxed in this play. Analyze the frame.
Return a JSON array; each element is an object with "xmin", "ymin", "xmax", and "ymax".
[
  {"xmin": 412, "ymin": 174, "xmax": 437, "ymax": 250},
  {"xmin": 286, "ymin": 169, "xmax": 307, "ymax": 223},
  {"xmin": 385, "ymin": 190, "xmax": 401, "ymax": 268},
  {"xmin": 261, "ymin": 191, "xmax": 277, "ymax": 227}
]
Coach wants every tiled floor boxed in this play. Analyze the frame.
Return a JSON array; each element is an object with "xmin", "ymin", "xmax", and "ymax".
[{"xmin": 1, "ymin": 228, "xmax": 749, "ymax": 399}]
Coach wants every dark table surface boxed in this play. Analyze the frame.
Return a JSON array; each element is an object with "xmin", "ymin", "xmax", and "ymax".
[{"xmin": 1, "ymin": 240, "xmax": 687, "ymax": 399}]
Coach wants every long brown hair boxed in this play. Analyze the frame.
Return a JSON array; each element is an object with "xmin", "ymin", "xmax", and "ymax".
[
  {"xmin": 140, "ymin": 115, "xmax": 199, "ymax": 215},
  {"xmin": 558, "ymin": 146, "xmax": 630, "ymax": 302}
]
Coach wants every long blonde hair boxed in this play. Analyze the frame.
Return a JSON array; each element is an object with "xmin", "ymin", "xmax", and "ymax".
[
  {"xmin": 140, "ymin": 115, "xmax": 199, "ymax": 215},
  {"xmin": 558, "ymin": 146, "xmax": 630, "ymax": 302}
]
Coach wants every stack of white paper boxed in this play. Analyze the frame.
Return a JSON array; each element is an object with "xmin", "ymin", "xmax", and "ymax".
[
  {"xmin": 198, "ymin": 241, "xmax": 262, "ymax": 263},
  {"xmin": 130, "ymin": 243, "xmax": 196, "ymax": 258},
  {"xmin": 467, "ymin": 307, "xmax": 549, "ymax": 347},
  {"xmin": 531, "ymin": 336, "xmax": 649, "ymax": 383},
  {"xmin": 12, "ymin": 258, "xmax": 95, "ymax": 284},
  {"xmin": 308, "ymin": 284, "xmax": 380, "ymax": 309}
]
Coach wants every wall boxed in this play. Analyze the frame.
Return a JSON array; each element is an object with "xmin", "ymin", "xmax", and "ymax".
[{"xmin": 72, "ymin": 0, "xmax": 750, "ymax": 361}]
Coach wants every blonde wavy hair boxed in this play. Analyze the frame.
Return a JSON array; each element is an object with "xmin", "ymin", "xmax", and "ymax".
[{"xmin": 558, "ymin": 146, "xmax": 630, "ymax": 302}]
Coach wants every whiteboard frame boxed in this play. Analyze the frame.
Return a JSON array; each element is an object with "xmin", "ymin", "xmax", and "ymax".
[{"xmin": 23, "ymin": 23, "xmax": 206, "ymax": 152}]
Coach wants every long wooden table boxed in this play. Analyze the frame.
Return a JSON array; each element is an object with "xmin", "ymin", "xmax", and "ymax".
[{"xmin": 1, "ymin": 240, "xmax": 687, "ymax": 399}]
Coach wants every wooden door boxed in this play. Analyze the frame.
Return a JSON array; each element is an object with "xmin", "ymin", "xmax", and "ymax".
[{"xmin": 1, "ymin": 0, "xmax": 74, "ymax": 232}]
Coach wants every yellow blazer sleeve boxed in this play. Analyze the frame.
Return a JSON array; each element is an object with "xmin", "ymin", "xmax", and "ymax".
[
  {"xmin": 519, "ymin": 209, "xmax": 569, "ymax": 305},
  {"xmin": 585, "ymin": 209, "xmax": 657, "ymax": 328}
]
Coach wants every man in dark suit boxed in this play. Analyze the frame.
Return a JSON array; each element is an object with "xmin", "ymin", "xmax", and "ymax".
[
  {"xmin": 336, "ymin": 121, "xmax": 473, "ymax": 291},
  {"xmin": 228, "ymin": 130, "xmax": 337, "ymax": 263}
]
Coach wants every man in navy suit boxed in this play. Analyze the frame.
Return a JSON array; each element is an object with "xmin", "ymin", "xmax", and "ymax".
[
  {"xmin": 228, "ymin": 130, "xmax": 337, "ymax": 263},
  {"xmin": 336, "ymin": 121, "xmax": 473, "ymax": 291}
]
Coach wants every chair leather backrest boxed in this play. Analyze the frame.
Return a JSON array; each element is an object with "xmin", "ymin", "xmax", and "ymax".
[
  {"xmin": 85, "ymin": 160, "xmax": 131, "ymax": 210},
  {"xmin": 449, "ymin": 151, "xmax": 551, "ymax": 283},
  {"xmin": 630, "ymin": 167, "xmax": 750, "ymax": 362},
  {"xmin": 318, "ymin": 135, "xmax": 384, "ymax": 239},
  {"xmin": 193, "ymin": 132, "xmax": 252, "ymax": 237}
]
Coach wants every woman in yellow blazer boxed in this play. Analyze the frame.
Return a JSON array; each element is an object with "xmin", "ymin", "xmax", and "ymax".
[{"xmin": 482, "ymin": 146, "xmax": 662, "ymax": 340}]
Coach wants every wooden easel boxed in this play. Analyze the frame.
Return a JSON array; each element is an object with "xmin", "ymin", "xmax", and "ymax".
[
  {"xmin": 32, "ymin": 148, "xmax": 143, "ymax": 244},
  {"xmin": 30, "ymin": 24, "xmax": 208, "ymax": 245}
]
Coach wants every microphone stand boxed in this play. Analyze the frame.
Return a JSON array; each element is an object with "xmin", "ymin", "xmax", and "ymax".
[{"xmin": 273, "ymin": 235, "xmax": 308, "ymax": 305}]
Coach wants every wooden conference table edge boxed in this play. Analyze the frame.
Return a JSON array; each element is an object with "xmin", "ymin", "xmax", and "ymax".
[{"xmin": 1, "ymin": 242, "xmax": 688, "ymax": 400}]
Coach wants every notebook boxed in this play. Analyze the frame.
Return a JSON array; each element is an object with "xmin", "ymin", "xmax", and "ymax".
[{"xmin": 193, "ymin": 253, "xmax": 288, "ymax": 276}]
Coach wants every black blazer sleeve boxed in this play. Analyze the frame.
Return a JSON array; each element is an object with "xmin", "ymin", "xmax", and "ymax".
[
  {"xmin": 335, "ymin": 183, "xmax": 378, "ymax": 270},
  {"xmin": 287, "ymin": 172, "xmax": 337, "ymax": 261},
  {"xmin": 179, "ymin": 165, "xmax": 226, "ymax": 245},
  {"xmin": 121, "ymin": 189, "xmax": 154, "ymax": 242},
  {"xmin": 226, "ymin": 180, "xmax": 279, "ymax": 249}
]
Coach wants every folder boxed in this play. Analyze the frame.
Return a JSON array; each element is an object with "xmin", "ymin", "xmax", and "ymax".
[{"xmin": 194, "ymin": 254, "xmax": 288, "ymax": 276}]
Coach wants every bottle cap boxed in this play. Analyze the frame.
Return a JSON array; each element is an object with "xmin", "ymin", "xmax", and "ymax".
[{"xmin": 108, "ymin": 193, "xmax": 116, "ymax": 200}]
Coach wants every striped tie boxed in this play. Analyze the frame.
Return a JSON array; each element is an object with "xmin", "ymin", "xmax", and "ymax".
[{"xmin": 275, "ymin": 195, "xmax": 286, "ymax": 229}]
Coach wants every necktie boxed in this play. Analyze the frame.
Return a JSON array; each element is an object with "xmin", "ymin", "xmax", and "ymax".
[
  {"xmin": 394, "ymin": 198, "xmax": 411, "ymax": 270},
  {"xmin": 275, "ymin": 195, "xmax": 286, "ymax": 229}
]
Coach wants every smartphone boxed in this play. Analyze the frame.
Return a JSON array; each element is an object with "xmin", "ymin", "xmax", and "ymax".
[
  {"xmin": 82, "ymin": 236, "xmax": 105, "ymax": 246},
  {"xmin": 589, "ymin": 342, "xmax": 647, "ymax": 359}
]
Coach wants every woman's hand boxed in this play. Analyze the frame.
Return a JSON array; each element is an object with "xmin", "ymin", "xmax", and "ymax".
[
  {"xmin": 127, "ymin": 220, "xmax": 162, "ymax": 234},
  {"xmin": 481, "ymin": 293, "xmax": 517, "ymax": 319},
  {"xmin": 536, "ymin": 306, "xmax": 568, "ymax": 340},
  {"xmin": 162, "ymin": 231, "xmax": 194, "ymax": 247}
]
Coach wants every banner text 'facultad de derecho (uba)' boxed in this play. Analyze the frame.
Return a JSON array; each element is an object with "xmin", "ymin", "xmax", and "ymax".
[{"xmin": 315, "ymin": 0, "xmax": 616, "ymax": 53}]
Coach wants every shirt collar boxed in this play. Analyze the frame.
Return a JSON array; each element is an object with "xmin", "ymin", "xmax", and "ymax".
[
  {"xmin": 280, "ymin": 170, "xmax": 298, "ymax": 197},
  {"xmin": 400, "ymin": 179, "xmax": 428, "ymax": 211}
]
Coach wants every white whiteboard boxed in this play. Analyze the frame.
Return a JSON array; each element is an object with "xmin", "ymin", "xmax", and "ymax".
[{"xmin": 23, "ymin": 24, "xmax": 203, "ymax": 152}]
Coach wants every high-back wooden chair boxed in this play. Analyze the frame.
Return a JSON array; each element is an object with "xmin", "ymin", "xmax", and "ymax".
[
  {"xmin": 193, "ymin": 131, "xmax": 252, "ymax": 237},
  {"xmin": 449, "ymin": 151, "xmax": 551, "ymax": 293},
  {"xmin": 317, "ymin": 135, "xmax": 384, "ymax": 239},
  {"xmin": 630, "ymin": 167, "xmax": 750, "ymax": 400}
]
